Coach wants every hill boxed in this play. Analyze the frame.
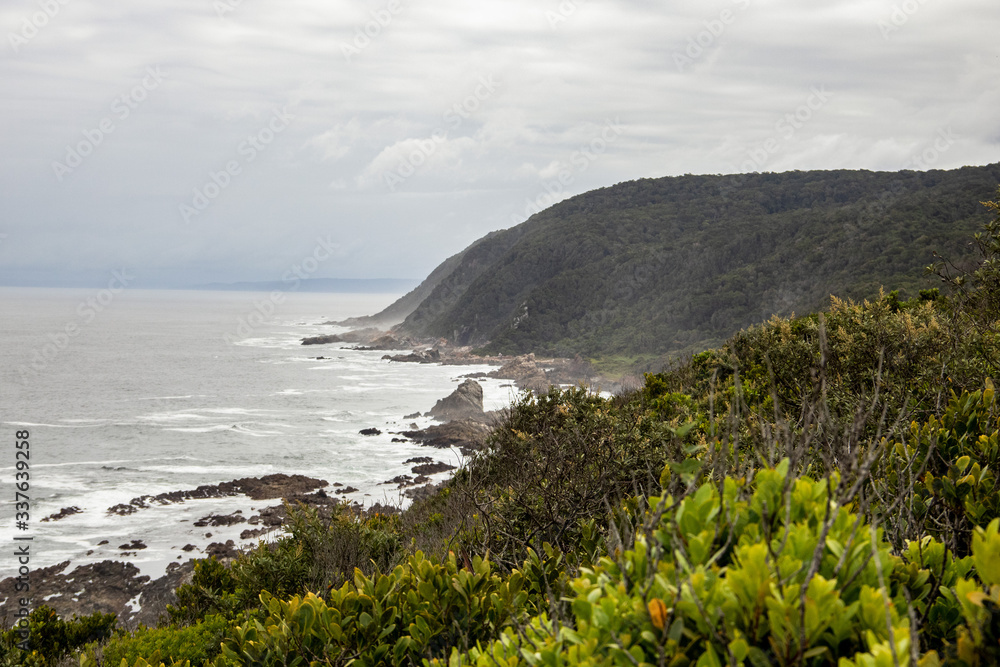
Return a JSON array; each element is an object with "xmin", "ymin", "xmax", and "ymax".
[{"xmin": 373, "ymin": 164, "xmax": 1000, "ymax": 361}]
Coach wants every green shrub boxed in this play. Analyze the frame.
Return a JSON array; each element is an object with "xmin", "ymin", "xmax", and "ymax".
[
  {"xmin": 85, "ymin": 615, "xmax": 228, "ymax": 667},
  {"xmin": 0, "ymin": 606, "xmax": 116, "ymax": 667}
]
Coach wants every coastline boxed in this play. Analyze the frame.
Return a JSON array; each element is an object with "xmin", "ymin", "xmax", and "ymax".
[{"xmin": 0, "ymin": 315, "xmax": 606, "ymax": 628}]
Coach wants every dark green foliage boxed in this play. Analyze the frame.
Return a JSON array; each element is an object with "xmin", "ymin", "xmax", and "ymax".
[
  {"xmin": 0, "ymin": 606, "xmax": 116, "ymax": 667},
  {"xmin": 456, "ymin": 386, "xmax": 691, "ymax": 571},
  {"xmin": 393, "ymin": 165, "xmax": 1000, "ymax": 360}
]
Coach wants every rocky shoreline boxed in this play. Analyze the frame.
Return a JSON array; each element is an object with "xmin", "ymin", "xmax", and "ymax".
[{"xmin": 0, "ymin": 328, "xmax": 607, "ymax": 629}]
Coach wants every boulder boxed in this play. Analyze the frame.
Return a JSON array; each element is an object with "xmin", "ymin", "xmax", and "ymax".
[
  {"xmin": 399, "ymin": 419, "xmax": 491, "ymax": 455},
  {"xmin": 300, "ymin": 334, "xmax": 343, "ymax": 346},
  {"xmin": 428, "ymin": 379, "xmax": 484, "ymax": 421}
]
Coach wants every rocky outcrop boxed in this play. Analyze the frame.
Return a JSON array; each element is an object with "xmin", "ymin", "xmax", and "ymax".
[
  {"xmin": 0, "ymin": 559, "xmax": 195, "ymax": 629},
  {"xmin": 488, "ymin": 354, "xmax": 550, "ymax": 393},
  {"xmin": 383, "ymin": 349, "xmax": 442, "ymax": 363},
  {"xmin": 301, "ymin": 334, "xmax": 344, "ymax": 346},
  {"xmin": 107, "ymin": 474, "xmax": 328, "ymax": 515},
  {"xmin": 41, "ymin": 506, "xmax": 83, "ymax": 522},
  {"xmin": 427, "ymin": 379, "xmax": 484, "ymax": 421},
  {"xmin": 400, "ymin": 419, "xmax": 491, "ymax": 455},
  {"xmin": 411, "ymin": 461, "xmax": 456, "ymax": 475}
]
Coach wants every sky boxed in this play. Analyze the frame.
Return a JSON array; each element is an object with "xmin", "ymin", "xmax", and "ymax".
[{"xmin": 1, "ymin": 0, "xmax": 997, "ymax": 288}]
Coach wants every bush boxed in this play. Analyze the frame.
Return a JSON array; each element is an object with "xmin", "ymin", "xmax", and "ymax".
[{"xmin": 0, "ymin": 606, "xmax": 116, "ymax": 667}]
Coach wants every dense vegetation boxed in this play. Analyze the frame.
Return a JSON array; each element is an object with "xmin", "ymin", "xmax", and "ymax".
[
  {"xmin": 387, "ymin": 165, "xmax": 1000, "ymax": 362},
  {"xmin": 6, "ymin": 186, "xmax": 1000, "ymax": 667}
]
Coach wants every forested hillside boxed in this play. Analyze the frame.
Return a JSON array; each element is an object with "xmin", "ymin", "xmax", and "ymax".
[{"xmin": 387, "ymin": 164, "xmax": 1000, "ymax": 361}]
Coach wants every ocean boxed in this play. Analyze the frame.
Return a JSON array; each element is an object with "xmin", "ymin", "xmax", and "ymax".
[{"xmin": 0, "ymin": 287, "xmax": 514, "ymax": 581}]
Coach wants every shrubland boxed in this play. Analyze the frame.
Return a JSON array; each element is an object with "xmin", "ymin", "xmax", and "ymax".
[{"xmin": 5, "ymin": 188, "xmax": 1000, "ymax": 667}]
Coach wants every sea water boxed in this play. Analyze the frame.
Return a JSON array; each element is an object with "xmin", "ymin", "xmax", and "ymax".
[{"xmin": 0, "ymin": 287, "xmax": 516, "ymax": 580}]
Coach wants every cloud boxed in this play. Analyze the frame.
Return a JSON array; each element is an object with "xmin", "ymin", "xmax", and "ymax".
[
  {"xmin": 0, "ymin": 0, "xmax": 997, "ymax": 286},
  {"xmin": 307, "ymin": 119, "xmax": 362, "ymax": 161}
]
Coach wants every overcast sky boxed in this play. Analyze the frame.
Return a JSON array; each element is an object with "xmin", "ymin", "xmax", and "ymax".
[{"xmin": 1, "ymin": 0, "xmax": 997, "ymax": 288}]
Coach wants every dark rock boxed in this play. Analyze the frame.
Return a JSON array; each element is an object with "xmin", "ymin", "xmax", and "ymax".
[
  {"xmin": 240, "ymin": 527, "xmax": 269, "ymax": 540},
  {"xmin": 403, "ymin": 412, "xmax": 421, "ymax": 419},
  {"xmin": 119, "ymin": 540, "xmax": 147, "ymax": 550},
  {"xmin": 401, "ymin": 419, "xmax": 491, "ymax": 455},
  {"xmin": 98, "ymin": 540, "xmax": 109, "ymax": 546},
  {"xmin": 206, "ymin": 540, "xmax": 237, "ymax": 559},
  {"xmin": 404, "ymin": 456, "xmax": 434, "ymax": 464},
  {"xmin": 42, "ymin": 506, "xmax": 83, "ymax": 522},
  {"xmin": 411, "ymin": 461, "xmax": 456, "ymax": 475},
  {"xmin": 334, "ymin": 486, "xmax": 359, "ymax": 495},
  {"xmin": 0, "ymin": 559, "xmax": 195, "ymax": 628},
  {"xmin": 194, "ymin": 512, "xmax": 247, "ymax": 528},
  {"xmin": 105, "ymin": 474, "xmax": 328, "ymax": 515},
  {"xmin": 182, "ymin": 544, "xmax": 196, "ymax": 552},
  {"xmin": 428, "ymin": 379, "xmax": 484, "ymax": 421},
  {"xmin": 301, "ymin": 334, "xmax": 344, "ymax": 346},
  {"xmin": 360, "ymin": 428, "xmax": 382, "ymax": 436},
  {"xmin": 385, "ymin": 349, "xmax": 441, "ymax": 363},
  {"xmin": 391, "ymin": 437, "xmax": 408, "ymax": 443}
]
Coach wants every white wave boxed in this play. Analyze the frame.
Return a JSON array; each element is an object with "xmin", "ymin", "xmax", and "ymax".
[
  {"xmin": 137, "ymin": 395, "xmax": 204, "ymax": 401},
  {"xmin": 163, "ymin": 425, "xmax": 235, "ymax": 433},
  {"xmin": 4, "ymin": 421, "xmax": 108, "ymax": 429}
]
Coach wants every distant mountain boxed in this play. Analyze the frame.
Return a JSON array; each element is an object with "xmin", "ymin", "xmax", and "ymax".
[
  {"xmin": 192, "ymin": 278, "xmax": 418, "ymax": 294},
  {"xmin": 371, "ymin": 164, "xmax": 1000, "ymax": 361}
]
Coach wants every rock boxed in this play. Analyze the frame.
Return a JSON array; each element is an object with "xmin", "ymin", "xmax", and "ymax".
[
  {"xmin": 0, "ymin": 559, "xmax": 194, "ymax": 628},
  {"xmin": 41, "ymin": 506, "xmax": 83, "ymax": 522},
  {"xmin": 411, "ymin": 461, "xmax": 456, "ymax": 475},
  {"xmin": 385, "ymin": 349, "xmax": 441, "ymax": 363},
  {"xmin": 427, "ymin": 379, "xmax": 484, "ymax": 422},
  {"xmin": 404, "ymin": 456, "xmax": 434, "ymax": 464},
  {"xmin": 334, "ymin": 486, "xmax": 359, "ymax": 494},
  {"xmin": 360, "ymin": 428, "xmax": 382, "ymax": 436},
  {"xmin": 240, "ymin": 527, "xmax": 270, "ymax": 540},
  {"xmin": 488, "ymin": 354, "xmax": 550, "ymax": 392},
  {"xmin": 119, "ymin": 540, "xmax": 147, "ymax": 550},
  {"xmin": 403, "ymin": 412, "xmax": 421, "ymax": 419},
  {"xmin": 105, "ymin": 474, "xmax": 329, "ymax": 515},
  {"xmin": 205, "ymin": 540, "xmax": 237, "ymax": 559},
  {"xmin": 194, "ymin": 512, "xmax": 247, "ymax": 528},
  {"xmin": 400, "ymin": 419, "xmax": 491, "ymax": 455},
  {"xmin": 182, "ymin": 544, "xmax": 196, "ymax": 552},
  {"xmin": 301, "ymin": 334, "xmax": 343, "ymax": 346}
]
